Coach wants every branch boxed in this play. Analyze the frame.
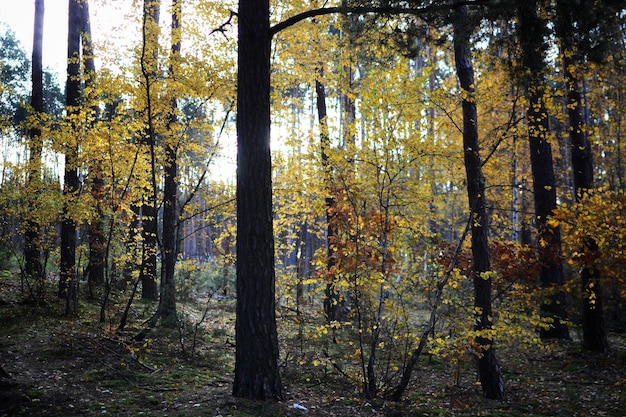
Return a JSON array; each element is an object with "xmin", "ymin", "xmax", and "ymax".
[
  {"xmin": 210, "ymin": 10, "xmax": 237, "ymax": 38},
  {"xmin": 269, "ymin": 0, "xmax": 493, "ymax": 37}
]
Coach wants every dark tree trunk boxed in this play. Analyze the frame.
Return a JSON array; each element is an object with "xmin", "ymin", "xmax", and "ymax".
[
  {"xmin": 139, "ymin": 0, "xmax": 160, "ymax": 301},
  {"xmin": 24, "ymin": 0, "xmax": 45, "ymax": 284},
  {"xmin": 316, "ymin": 71, "xmax": 342, "ymax": 323},
  {"xmin": 554, "ymin": 0, "xmax": 609, "ymax": 352},
  {"xmin": 82, "ymin": 0, "xmax": 106, "ymax": 292},
  {"xmin": 517, "ymin": 0, "xmax": 569, "ymax": 340},
  {"xmin": 453, "ymin": 5, "xmax": 506, "ymax": 400},
  {"xmin": 59, "ymin": 0, "xmax": 81, "ymax": 313},
  {"xmin": 160, "ymin": 0, "xmax": 181, "ymax": 328},
  {"xmin": 233, "ymin": 0, "xmax": 283, "ymax": 400},
  {"xmin": 565, "ymin": 69, "xmax": 608, "ymax": 352}
]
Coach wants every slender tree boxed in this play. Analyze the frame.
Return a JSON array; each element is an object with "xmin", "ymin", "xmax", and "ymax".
[
  {"xmin": 59, "ymin": 0, "xmax": 82, "ymax": 313},
  {"xmin": 452, "ymin": 4, "xmax": 506, "ymax": 400},
  {"xmin": 233, "ymin": 0, "xmax": 283, "ymax": 400},
  {"xmin": 516, "ymin": 0, "xmax": 569, "ymax": 340},
  {"xmin": 24, "ymin": 0, "xmax": 45, "ymax": 287},
  {"xmin": 160, "ymin": 0, "xmax": 181, "ymax": 328},
  {"xmin": 554, "ymin": 0, "xmax": 611, "ymax": 353},
  {"xmin": 139, "ymin": 0, "xmax": 161, "ymax": 300},
  {"xmin": 82, "ymin": 0, "xmax": 106, "ymax": 293},
  {"xmin": 316, "ymin": 68, "xmax": 343, "ymax": 324}
]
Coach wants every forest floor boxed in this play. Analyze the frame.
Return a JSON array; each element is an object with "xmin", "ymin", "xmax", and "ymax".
[{"xmin": 0, "ymin": 278, "xmax": 625, "ymax": 417}]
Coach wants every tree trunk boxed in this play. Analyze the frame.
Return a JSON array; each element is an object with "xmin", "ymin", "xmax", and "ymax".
[
  {"xmin": 565, "ymin": 69, "xmax": 608, "ymax": 352},
  {"xmin": 453, "ymin": 5, "xmax": 506, "ymax": 400},
  {"xmin": 232, "ymin": 0, "xmax": 283, "ymax": 400},
  {"xmin": 24, "ymin": 0, "xmax": 45, "ymax": 285},
  {"xmin": 160, "ymin": 0, "xmax": 181, "ymax": 328},
  {"xmin": 82, "ymin": 0, "xmax": 106, "ymax": 292},
  {"xmin": 517, "ymin": 0, "xmax": 569, "ymax": 340},
  {"xmin": 316, "ymin": 71, "xmax": 342, "ymax": 323},
  {"xmin": 59, "ymin": 0, "xmax": 81, "ymax": 313},
  {"xmin": 139, "ymin": 0, "xmax": 160, "ymax": 301},
  {"xmin": 554, "ymin": 0, "xmax": 609, "ymax": 351}
]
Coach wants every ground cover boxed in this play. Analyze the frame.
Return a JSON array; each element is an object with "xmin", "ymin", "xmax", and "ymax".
[{"xmin": 0, "ymin": 278, "xmax": 624, "ymax": 417}]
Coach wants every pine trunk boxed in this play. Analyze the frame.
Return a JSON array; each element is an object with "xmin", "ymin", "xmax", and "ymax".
[
  {"xmin": 562, "ymin": 49, "xmax": 609, "ymax": 352},
  {"xmin": 60, "ymin": 0, "xmax": 81, "ymax": 312},
  {"xmin": 24, "ymin": 0, "xmax": 45, "ymax": 285},
  {"xmin": 82, "ymin": 0, "xmax": 106, "ymax": 291},
  {"xmin": 232, "ymin": 0, "xmax": 283, "ymax": 401},
  {"xmin": 517, "ymin": 0, "xmax": 569, "ymax": 340},
  {"xmin": 160, "ymin": 0, "xmax": 181, "ymax": 328},
  {"xmin": 139, "ymin": 0, "xmax": 160, "ymax": 301}
]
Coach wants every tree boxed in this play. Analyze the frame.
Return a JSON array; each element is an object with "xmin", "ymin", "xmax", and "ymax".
[
  {"xmin": 159, "ymin": 0, "xmax": 181, "ymax": 328},
  {"xmin": 516, "ymin": 0, "xmax": 569, "ymax": 340},
  {"xmin": 452, "ymin": 4, "xmax": 506, "ymax": 400},
  {"xmin": 139, "ymin": 0, "xmax": 161, "ymax": 301},
  {"xmin": 232, "ymin": 0, "xmax": 496, "ymax": 401},
  {"xmin": 554, "ymin": 0, "xmax": 613, "ymax": 353},
  {"xmin": 232, "ymin": 0, "xmax": 283, "ymax": 400},
  {"xmin": 0, "ymin": 27, "xmax": 29, "ymax": 131},
  {"xmin": 24, "ymin": 0, "xmax": 45, "ymax": 287},
  {"xmin": 59, "ymin": 0, "xmax": 82, "ymax": 313},
  {"xmin": 314, "ymin": 51, "xmax": 343, "ymax": 325},
  {"xmin": 82, "ymin": 0, "xmax": 106, "ymax": 293}
]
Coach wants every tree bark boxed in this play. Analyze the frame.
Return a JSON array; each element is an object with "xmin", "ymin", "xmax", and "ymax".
[
  {"xmin": 565, "ymin": 69, "xmax": 608, "ymax": 352},
  {"xmin": 517, "ymin": 0, "xmax": 569, "ymax": 340},
  {"xmin": 453, "ymin": 5, "xmax": 506, "ymax": 400},
  {"xmin": 316, "ymin": 70, "xmax": 342, "ymax": 324},
  {"xmin": 59, "ymin": 0, "xmax": 81, "ymax": 313},
  {"xmin": 160, "ymin": 0, "xmax": 181, "ymax": 328},
  {"xmin": 139, "ymin": 0, "xmax": 161, "ymax": 301},
  {"xmin": 232, "ymin": 0, "xmax": 283, "ymax": 401},
  {"xmin": 555, "ymin": 0, "xmax": 609, "ymax": 352},
  {"xmin": 81, "ymin": 0, "xmax": 106, "ymax": 292},
  {"xmin": 24, "ymin": 0, "xmax": 45, "ymax": 285}
]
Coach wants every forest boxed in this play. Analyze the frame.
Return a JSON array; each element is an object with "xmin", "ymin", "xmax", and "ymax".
[{"xmin": 0, "ymin": 0, "xmax": 625, "ymax": 415}]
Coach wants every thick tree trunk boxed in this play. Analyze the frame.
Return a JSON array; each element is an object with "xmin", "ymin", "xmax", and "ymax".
[
  {"xmin": 24, "ymin": 0, "xmax": 45, "ymax": 285},
  {"xmin": 233, "ymin": 0, "xmax": 283, "ymax": 401},
  {"xmin": 59, "ymin": 0, "xmax": 81, "ymax": 313},
  {"xmin": 453, "ymin": 5, "xmax": 506, "ymax": 400},
  {"xmin": 160, "ymin": 0, "xmax": 181, "ymax": 328},
  {"xmin": 517, "ymin": 0, "xmax": 569, "ymax": 340}
]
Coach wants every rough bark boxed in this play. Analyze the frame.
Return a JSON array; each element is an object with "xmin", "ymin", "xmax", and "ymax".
[
  {"xmin": 567, "ymin": 74, "xmax": 608, "ymax": 351},
  {"xmin": 517, "ymin": 0, "xmax": 569, "ymax": 340},
  {"xmin": 453, "ymin": 5, "xmax": 506, "ymax": 400},
  {"xmin": 24, "ymin": 0, "xmax": 45, "ymax": 285},
  {"xmin": 59, "ymin": 0, "xmax": 81, "ymax": 313},
  {"xmin": 139, "ymin": 0, "xmax": 160, "ymax": 301},
  {"xmin": 82, "ymin": 0, "xmax": 106, "ymax": 291},
  {"xmin": 555, "ymin": 0, "xmax": 609, "ymax": 352},
  {"xmin": 160, "ymin": 0, "xmax": 181, "ymax": 328},
  {"xmin": 232, "ymin": 0, "xmax": 283, "ymax": 401}
]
